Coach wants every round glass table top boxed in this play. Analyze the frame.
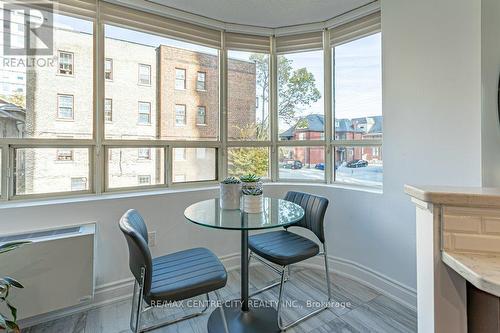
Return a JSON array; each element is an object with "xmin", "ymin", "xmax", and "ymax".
[{"xmin": 184, "ymin": 197, "xmax": 305, "ymax": 230}]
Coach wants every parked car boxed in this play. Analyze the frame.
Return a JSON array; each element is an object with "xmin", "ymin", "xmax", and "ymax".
[
  {"xmin": 315, "ymin": 163, "xmax": 325, "ymax": 170},
  {"xmin": 346, "ymin": 159, "xmax": 368, "ymax": 168},
  {"xmin": 281, "ymin": 160, "xmax": 303, "ymax": 169}
]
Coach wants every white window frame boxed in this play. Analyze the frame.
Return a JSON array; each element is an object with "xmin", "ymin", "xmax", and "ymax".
[
  {"xmin": 175, "ymin": 68, "xmax": 186, "ymax": 90},
  {"xmin": 58, "ymin": 51, "xmax": 74, "ymax": 76},
  {"xmin": 105, "ymin": 58, "xmax": 113, "ymax": 80},
  {"xmin": 196, "ymin": 106, "xmax": 206, "ymax": 125},
  {"xmin": 138, "ymin": 63, "xmax": 151, "ymax": 85},
  {"xmin": 57, "ymin": 94, "xmax": 74, "ymax": 120},
  {"xmin": 104, "ymin": 98, "xmax": 112, "ymax": 122},
  {"xmin": 0, "ymin": 8, "xmax": 381, "ymax": 202},
  {"xmin": 175, "ymin": 104, "xmax": 186, "ymax": 127},
  {"xmin": 196, "ymin": 71, "xmax": 206, "ymax": 91},
  {"xmin": 138, "ymin": 101, "xmax": 151, "ymax": 125}
]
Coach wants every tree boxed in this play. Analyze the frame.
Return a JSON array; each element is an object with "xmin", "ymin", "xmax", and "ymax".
[
  {"xmin": 0, "ymin": 94, "xmax": 26, "ymax": 108},
  {"xmin": 250, "ymin": 54, "xmax": 321, "ymax": 126}
]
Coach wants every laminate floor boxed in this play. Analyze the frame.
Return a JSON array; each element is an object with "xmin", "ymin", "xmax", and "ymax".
[{"xmin": 24, "ymin": 265, "xmax": 416, "ymax": 333}]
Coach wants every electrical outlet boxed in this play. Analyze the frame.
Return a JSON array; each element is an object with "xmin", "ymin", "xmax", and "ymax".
[{"xmin": 148, "ymin": 231, "xmax": 156, "ymax": 247}]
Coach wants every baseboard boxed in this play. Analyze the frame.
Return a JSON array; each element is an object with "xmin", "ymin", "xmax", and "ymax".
[
  {"xmin": 19, "ymin": 252, "xmax": 416, "ymax": 328},
  {"xmin": 301, "ymin": 255, "xmax": 417, "ymax": 311}
]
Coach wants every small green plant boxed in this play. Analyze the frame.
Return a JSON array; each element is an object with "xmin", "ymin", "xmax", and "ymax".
[
  {"xmin": 221, "ymin": 176, "xmax": 241, "ymax": 184},
  {"xmin": 240, "ymin": 174, "xmax": 261, "ymax": 183},
  {"xmin": 0, "ymin": 241, "xmax": 30, "ymax": 333},
  {"xmin": 242, "ymin": 187, "xmax": 263, "ymax": 196}
]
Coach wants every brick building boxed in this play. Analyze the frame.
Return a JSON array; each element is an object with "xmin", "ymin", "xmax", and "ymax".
[{"xmin": 1, "ymin": 26, "xmax": 256, "ymax": 193}]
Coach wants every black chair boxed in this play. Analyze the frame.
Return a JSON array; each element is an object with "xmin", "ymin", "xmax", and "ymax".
[
  {"xmin": 119, "ymin": 209, "xmax": 228, "ymax": 333},
  {"xmin": 248, "ymin": 191, "xmax": 331, "ymax": 331}
]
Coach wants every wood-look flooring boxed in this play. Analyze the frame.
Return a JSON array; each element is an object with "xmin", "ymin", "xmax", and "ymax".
[{"xmin": 24, "ymin": 265, "xmax": 417, "ymax": 333}]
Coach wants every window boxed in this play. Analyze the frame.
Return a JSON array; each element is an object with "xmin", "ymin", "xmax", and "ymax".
[
  {"xmin": 278, "ymin": 147, "xmax": 325, "ymax": 181},
  {"xmin": 333, "ymin": 33, "xmax": 382, "ymax": 187},
  {"xmin": 58, "ymin": 51, "xmax": 73, "ymax": 75},
  {"xmin": 175, "ymin": 104, "xmax": 186, "ymax": 126},
  {"xmin": 228, "ymin": 51, "xmax": 269, "ymax": 141},
  {"xmin": 175, "ymin": 68, "xmax": 186, "ymax": 90},
  {"xmin": 71, "ymin": 177, "xmax": 88, "ymax": 191},
  {"xmin": 138, "ymin": 148, "xmax": 151, "ymax": 160},
  {"xmin": 174, "ymin": 148, "xmax": 186, "ymax": 161},
  {"xmin": 105, "ymin": 58, "xmax": 113, "ymax": 80},
  {"xmin": 174, "ymin": 174, "xmax": 186, "ymax": 182},
  {"xmin": 197, "ymin": 106, "xmax": 206, "ymax": 125},
  {"xmin": 138, "ymin": 102, "xmax": 151, "ymax": 125},
  {"xmin": 196, "ymin": 71, "xmax": 206, "ymax": 90},
  {"xmin": 57, "ymin": 95, "xmax": 74, "ymax": 120},
  {"xmin": 137, "ymin": 175, "xmax": 151, "ymax": 185},
  {"xmin": 56, "ymin": 149, "xmax": 73, "ymax": 161},
  {"xmin": 278, "ymin": 50, "xmax": 323, "ymax": 141},
  {"xmin": 107, "ymin": 148, "xmax": 164, "ymax": 189},
  {"xmin": 227, "ymin": 147, "xmax": 269, "ymax": 178},
  {"xmin": 172, "ymin": 148, "xmax": 217, "ymax": 183},
  {"xmin": 14, "ymin": 148, "xmax": 90, "ymax": 196},
  {"xmin": 138, "ymin": 64, "xmax": 151, "ymax": 85},
  {"xmin": 105, "ymin": 98, "xmax": 113, "ymax": 122}
]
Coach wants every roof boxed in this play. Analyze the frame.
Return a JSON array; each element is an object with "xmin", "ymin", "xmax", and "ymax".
[
  {"xmin": 279, "ymin": 114, "xmax": 383, "ymax": 139},
  {"xmin": 0, "ymin": 98, "xmax": 26, "ymax": 122}
]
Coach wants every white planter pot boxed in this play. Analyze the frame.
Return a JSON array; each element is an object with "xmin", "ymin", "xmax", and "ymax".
[
  {"xmin": 242, "ymin": 194, "xmax": 263, "ymax": 213},
  {"xmin": 219, "ymin": 183, "xmax": 241, "ymax": 210}
]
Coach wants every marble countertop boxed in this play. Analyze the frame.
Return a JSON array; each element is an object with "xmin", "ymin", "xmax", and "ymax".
[
  {"xmin": 442, "ymin": 251, "xmax": 500, "ymax": 297},
  {"xmin": 405, "ymin": 185, "xmax": 500, "ymax": 208}
]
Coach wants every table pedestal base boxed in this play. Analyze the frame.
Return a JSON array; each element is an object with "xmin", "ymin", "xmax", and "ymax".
[{"xmin": 208, "ymin": 299, "xmax": 280, "ymax": 333}]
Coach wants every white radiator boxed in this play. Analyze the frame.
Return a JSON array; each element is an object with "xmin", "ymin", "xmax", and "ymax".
[{"xmin": 0, "ymin": 224, "xmax": 95, "ymax": 320}]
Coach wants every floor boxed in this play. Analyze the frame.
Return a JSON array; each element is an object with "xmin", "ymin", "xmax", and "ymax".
[{"xmin": 24, "ymin": 265, "xmax": 417, "ymax": 333}]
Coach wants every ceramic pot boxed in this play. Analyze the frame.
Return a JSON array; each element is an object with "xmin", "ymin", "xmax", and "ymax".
[
  {"xmin": 220, "ymin": 183, "xmax": 241, "ymax": 210},
  {"xmin": 242, "ymin": 194, "xmax": 263, "ymax": 213}
]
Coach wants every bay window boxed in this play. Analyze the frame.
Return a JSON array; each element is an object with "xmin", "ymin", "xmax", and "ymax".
[{"xmin": 0, "ymin": 1, "xmax": 381, "ymax": 201}]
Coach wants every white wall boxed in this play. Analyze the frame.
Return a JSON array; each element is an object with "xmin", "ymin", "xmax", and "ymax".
[
  {"xmin": 0, "ymin": 0, "xmax": 488, "ymax": 319},
  {"xmin": 481, "ymin": 0, "xmax": 500, "ymax": 187}
]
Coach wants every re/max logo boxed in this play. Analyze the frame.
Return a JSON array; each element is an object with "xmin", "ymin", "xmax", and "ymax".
[{"xmin": 3, "ymin": 1, "xmax": 54, "ymax": 56}]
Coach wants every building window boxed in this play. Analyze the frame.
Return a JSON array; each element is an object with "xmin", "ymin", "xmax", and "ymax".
[
  {"xmin": 175, "ymin": 68, "xmax": 186, "ymax": 90},
  {"xmin": 173, "ymin": 174, "xmax": 186, "ymax": 183},
  {"xmin": 196, "ymin": 71, "xmax": 206, "ymax": 91},
  {"xmin": 138, "ymin": 64, "xmax": 151, "ymax": 85},
  {"xmin": 104, "ymin": 98, "xmax": 112, "ymax": 122},
  {"xmin": 138, "ymin": 102, "xmax": 151, "ymax": 125},
  {"xmin": 56, "ymin": 149, "xmax": 73, "ymax": 161},
  {"xmin": 138, "ymin": 148, "xmax": 151, "ymax": 160},
  {"xmin": 105, "ymin": 58, "xmax": 113, "ymax": 80},
  {"xmin": 175, "ymin": 104, "xmax": 186, "ymax": 126},
  {"xmin": 197, "ymin": 106, "xmax": 206, "ymax": 125},
  {"xmin": 71, "ymin": 177, "xmax": 87, "ymax": 191},
  {"xmin": 137, "ymin": 175, "xmax": 151, "ymax": 185},
  {"xmin": 57, "ymin": 94, "xmax": 74, "ymax": 119},
  {"xmin": 174, "ymin": 148, "xmax": 186, "ymax": 161},
  {"xmin": 58, "ymin": 51, "xmax": 73, "ymax": 75}
]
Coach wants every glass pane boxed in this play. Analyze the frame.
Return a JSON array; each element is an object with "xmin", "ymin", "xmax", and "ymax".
[
  {"xmin": 278, "ymin": 50, "xmax": 323, "ymax": 141},
  {"xmin": 278, "ymin": 146, "xmax": 325, "ymax": 180},
  {"xmin": 334, "ymin": 33, "xmax": 382, "ymax": 140},
  {"xmin": 107, "ymin": 148, "xmax": 165, "ymax": 189},
  {"xmin": 228, "ymin": 51, "xmax": 269, "ymax": 141},
  {"xmin": 334, "ymin": 146, "xmax": 383, "ymax": 188},
  {"xmin": 14, "ymin": 148, "xmax": 90, "ymax": 195},
  {"xmin": 227, "ymin": 147, "xmax": 269, "ymax": 178},
  {"xmin": 0, "ymin": 11, "xmax": 93, "ymax": 139},
  {"xmin": 172, "ymin": 148, "xmax": 217, "ymax": 183},
  {"xmin": 105, "ymin": 25, "xmax": 219, "ymax": 140}
]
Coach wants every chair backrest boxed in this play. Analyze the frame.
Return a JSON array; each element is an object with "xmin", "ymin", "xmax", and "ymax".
[
  {"xmin": 119, "ymin": 209, "xmax": 153, "ymax": 295},
  {"xmin": 284, "ymin": 191, "xmax": 329, "ymax": 243}
]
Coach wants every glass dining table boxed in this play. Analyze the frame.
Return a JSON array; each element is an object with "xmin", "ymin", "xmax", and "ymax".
[{"xmin": 184, "ymin": 197, "xmax": 305, "ymax": 333}]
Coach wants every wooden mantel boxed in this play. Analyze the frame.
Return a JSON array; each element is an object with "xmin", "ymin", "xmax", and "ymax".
[{"xmin": 405, "ymin": 185, "xmax": 500, "ymax": 333}]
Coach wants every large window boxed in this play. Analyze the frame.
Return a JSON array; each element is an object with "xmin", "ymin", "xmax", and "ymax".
[
  {"xmin": 333, "ymin": 33, "xmax": 382, "ymax": 188},
  {"xmin": 0, "ymin": 2, "xmax": 380, "ymax": 201}
]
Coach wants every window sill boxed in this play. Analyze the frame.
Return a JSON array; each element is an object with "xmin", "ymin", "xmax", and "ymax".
[{"xmin": 0, "ymin": 181, "xmax": 382, "ymax": 210}]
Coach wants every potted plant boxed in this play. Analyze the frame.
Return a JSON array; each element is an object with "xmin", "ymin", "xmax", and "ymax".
[
  {"xmin": 242, "ymin": 187, "xmax": 264, "ymax": 213},
  {"xmin": 240, "ymin": 174, "xmax": 263, "ymax": 193},
  {"xmin": 0, "ymin": 241, "xmax": 29, "ymax": 333},
  {"xmin": 219, "ymin": 177, "xmax": 242, "ymax": 210}
]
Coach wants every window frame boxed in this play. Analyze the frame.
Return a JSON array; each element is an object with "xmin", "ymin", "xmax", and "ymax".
[
  {"xmin": 174, "ymin": 104, "xmax": 187, "ymax": 127},
  {"xmin": 196, "ymin": 71, "xmax": 206, "ymax": 91},
  {"xmin": 175, "ymin": 68, "xmax": 186, "ymax": 90},
  {"xmin": 105, "ymin": 58, "xmax": 113, "ymax": 80},
  {"xmin": 104, "ymin": 98, "xmax": 113, "ymax": 122},
  {"xmin": 57, "ymin": 94, "xmax": 75, "ymax": 120},
  {"xmin": 138, "ymin": 63, "xmax": 151, "ymax": 86},
  {"xmin": 137, "ymin": 101, "xmax": 152, "ymax": 125},
  {"xmin": 58, "ymin": 50, "xmax": 74, "ymax": 76},
  {"xmin": 196, "ymin": 106, "xmax": 206, "ymax": 126},
  {"xmin": 0, "ymin": 8, "xmax": 381, "ymax": 202}
]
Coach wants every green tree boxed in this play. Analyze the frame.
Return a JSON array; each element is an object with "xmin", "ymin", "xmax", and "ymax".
[
  {"xmin": 0, "ymin": 94, "xmax": 26, "ymax": 108},
  {"xmin": 228, "ymin": 146, "xmax": 269, "ymax": 178},
  {"xmin": 250, "ymin": 54, "xmax": 321, "ymax": 126}
]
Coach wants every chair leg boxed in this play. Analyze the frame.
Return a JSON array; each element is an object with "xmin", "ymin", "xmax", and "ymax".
[
  {"xmin": 130, "ymin": 267, "xmax": 146, "ymax": 333},
  {"xmin": 249, "ymin": 254, "xmax": 289, "ymax": 298},
  {"xmin": 214, "ymin": 290, "xmax": 229, "ymax": 333},
  {"xmin": 276, "ymin": 266, "xmax": 287, "ymax": 330},
  {"xmin": 323, "ymin": 243, "xmax": 332, "ymax": 301}
]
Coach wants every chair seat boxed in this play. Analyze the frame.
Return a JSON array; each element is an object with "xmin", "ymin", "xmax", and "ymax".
[
  {"xmin": 146, "ymin": 247, "xmax": 227, "ymax": 303},
  {"xmin": 249, "ymin": 230, "xmax": 320, "ymax": 266}
]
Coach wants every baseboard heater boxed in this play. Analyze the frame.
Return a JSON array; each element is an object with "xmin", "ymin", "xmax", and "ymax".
[{"xmin": 0, "ymin": 224, "xmax": 95, "ymax": 320}]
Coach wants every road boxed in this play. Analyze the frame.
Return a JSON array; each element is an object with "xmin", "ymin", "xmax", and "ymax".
[{"xmin": 279, "ymin": 165, "xmax": 383, "ymax": 187}]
